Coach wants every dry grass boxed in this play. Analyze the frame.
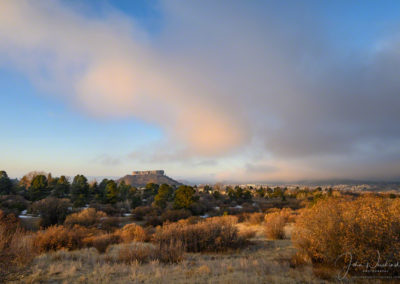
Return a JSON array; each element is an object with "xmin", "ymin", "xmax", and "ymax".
[
  {"xmin": 1, "ymin": 210, "xmax": 342, "ymax": 283},
  {"xmin": 116, "ymin": 241, "xmax": 184, "ymax": 264},
  {"xmin": 116, "ymin": 243, "xmax": 159, "ymax": 264},
  {"xmin": 14, "ymin": 239, "xmax": 327, "ymax": 283}
]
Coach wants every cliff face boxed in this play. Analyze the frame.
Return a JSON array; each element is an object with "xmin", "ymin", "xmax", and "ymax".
[
  {"xmin": 132, "ymin": 170, "xmax": 164, "ymax": 176},
  {"xmin": 117, "ymin": 171, "xmax": 181, "ymax": 188}
]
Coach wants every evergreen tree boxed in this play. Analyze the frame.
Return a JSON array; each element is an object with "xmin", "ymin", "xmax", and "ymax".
[
  {"xmin": 173, "ymin": 185, "xmax": 195, "ymax": 209},
  {"xmin": 154, "ymin": 183, "xmax": 173, "ymax": 209},
  {"xmin": 53, "ymin": 175, "xmax": 70, "ymax": 198},
  {"xmin": 105, "ymin": 180, "xmax": 119, "ymax": 204},
  {"xmin": 144, "ymin": 183, "xmax": 159, "ymax": 198},
  {"xmin": 96, "ymin": 179, "xmax": 109, "ymax": 203},
  {"xmin": 0, "ymin": 171, "xmax": 12, "ymax": 195},
  {"xmin": 117, "ymin": 181, "xmax": 131, "ymax": 201},
  {"xmin": 28, "ymin": 174, "xmax": 48, "ymax": 201},
  {"xmin": 127, "ymin": 186, "xmax": 141, "ymax": 208},
  {"xmin": 70, "ymin": 175, "xmax": 89, "ymax": 207}
]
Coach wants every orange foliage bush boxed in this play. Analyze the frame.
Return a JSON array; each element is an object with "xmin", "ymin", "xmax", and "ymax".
[
  {"xmin": 117, "ymin": 223, "xmax": 147, "ymax": 243},
  {"xmin": 293, "ymin": 196, "xmax": 400, "ymax": 266},
  {"xmin": 264, "ymin": 208, "xmax": 294, "ymax": 239},
  {"xmin": 33, "ymin": 225, "xmax": 96, "ymax": 253},
  {"xmin": 83, "ymin": 233, "xmax": 121, "ymax": 253},
  {"xmin": 64, "ymin": 208, "xmax": 107, "ymax": 228},
  {"xmin": 0, "ymin": 211, "xmax": 20, "ymax": 251},
  {"xmin": 238, "ymin": 227, "xmax": 257, "ymax": 239},
  {"xmin": 238, "ymin": 212, "xmax": 264, "ymax": 224},
  {"xmin": 0, "ymin": 210, "xmax": 35, "ymax": 270},
  {"xmin": 34, "ymin": 225, "xmax": 79, "ymax": 252},
  {"xmin": 154, "ymin": 216, "xmax": 246, "ymax": 252}
]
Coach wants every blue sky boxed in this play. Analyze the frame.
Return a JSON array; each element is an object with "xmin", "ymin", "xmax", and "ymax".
[
  {"xmin": 0, "ymin": 66, "xmax": 163, "ymax": 178},
  {"xmin": 1, "ymin": 1, "xmax": 400, "ymax": 182}
]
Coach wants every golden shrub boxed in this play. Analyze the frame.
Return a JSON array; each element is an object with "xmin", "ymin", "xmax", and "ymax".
[
  {"xmin": 0, "ymin": 210, "xmax": 20, "ymax": 251},
  {"xmin": 117, "ymin": 243, "xmax": 156, "ymax": 263},
  {"xmin": 83, "ymin": 233, "xmax": 120, "ymax": 253},
  {"xmin": 292, "ymin": 196, "xmax": 400, "ymax": 266},
  {"xmin": 264, "ymin": 213, "xmax": 286, "ymax": 239},
  {"xmin": 154, "ymin": 216, "xmax": 245, "ymax": 252},
  {"xmin": 34, "ymin": 225, "xmax": 77, "ymax": 252},
  {"xmin": 117, "ymin": 223, "xmax": 147, "ymax": 243},
  {"xmin": 0, "ymin": 210, "xmax": 37, "ymax": 272},
  {"xmin": 64, "ymin": 208, "xmax": 107, "ymax": 228},
  {"xmin": 33, "ymin": 225, "xmax": 95, "ymax": 253},
  {"xmin": 238, "ymin": 212, "xmax": 264, "ymax": 224},
  {"xmin": 264, "ymin": 208, "xmax": 294, "ymax": 239},
  {"xmin": 238, "ymin": 227, "xmax": 257, "ymax": 239}
]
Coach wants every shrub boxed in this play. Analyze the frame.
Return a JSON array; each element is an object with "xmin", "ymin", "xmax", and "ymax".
[
  {"xmin": 238, "ymin": 212, "xmax": 264, "ymax": 224},
  {"xmin": 30, "ymin": 197, "xmax": 71, "ymax": 227},
  {"xmin": 186, "ymin": 216, "xmax": 202, "ymax": 224},
  {"xmin": 64, "ymin": 208, "xmax": 106, "ymax": 228},
  {"xmin": 117, "ymin": 223, "xmax": 147, "ymax": 243},
  {"xmin": 145, "ymin": 216, "xmax": 162, "ymax": 227},
  {"xmin": 160, "ymin": 209, "xmax": 192, "ymax": 223},
  {"xmin": 33, "ymin": 225, "xmax": 92, "ymax": 252},
  {"xmin": 0, "ymin": 195, "xmax": 28, "ymax": 214},
  {"xmin": 99, "ymin": 216, "xmax": 120, "ymax": 232},
  {"xmin": 131, "ymin": 206, "xmax": 157, "ymax": 221},
  {"xmin": 90, "ymin": 203, "xmax": 120, "ymax": 216},
  {"xmin": 292, "ymin": 196, "xmax": 400, "ymax": 268},
  {"xmin": 155, "ymin": 239, "xmax": 185, "ymax": 263},
  {"xmin": 117, "ymin": 241, "xmax": 184, "ymax": 264},
  {"xmin": 0, "ymin": 210, "xmax": 19, "ymax": 250},
  {"xmin": 264, "ymin": 212, "xmax": 286, "ymax": 239},
  {"xmin": 189, "ymin": 202, "xmax": 207, "ymax": 215},
  {"xmin": 0, "ymin": 210, "xmax": 36, "ymax": 271},
  {"xmin": 154, "ymin": 216, "xmax": 246, "ymax": 252},
  {"xmin": 264, "ymin": 208, "xmax": 295, "ymax": 240},
  {"xmin": 238, "ymin": 227, "xmax": 257, "ymax": 239},
  {"xmin": 83, "ymin": 233, "xmax": 120, "ymax": 253},
  {"xmin": 117, "ymin": 243, "xmax": 156, "ymax": 263}
]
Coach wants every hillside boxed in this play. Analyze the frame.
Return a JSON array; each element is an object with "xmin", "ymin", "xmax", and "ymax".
[{"xmin": 117, "ymin": 170, "xmax": 181, "ymax": 188}]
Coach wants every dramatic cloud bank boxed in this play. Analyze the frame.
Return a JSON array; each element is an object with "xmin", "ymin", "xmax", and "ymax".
[
  {"xmin": 0, "ymin": 0, "xmax": 247, "ymax": 158},
  {"xmin": 1, "ymin": 0, "xmax": 400, "ymax": 181}
]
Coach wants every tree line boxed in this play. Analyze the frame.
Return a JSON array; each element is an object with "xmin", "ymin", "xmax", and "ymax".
[{"xmin": 0, "ymin": 170, "xmax": 203, "ymax": 211}]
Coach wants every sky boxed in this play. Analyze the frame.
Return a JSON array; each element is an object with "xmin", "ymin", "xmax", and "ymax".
[{"xmin": 1, "ymin": 0, "xmax": 400, "ymax": 183}]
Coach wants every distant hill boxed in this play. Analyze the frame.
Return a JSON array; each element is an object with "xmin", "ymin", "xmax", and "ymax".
[{"xmin": 117, "ymin": 170, "xmax": 182, "ymax": 188}]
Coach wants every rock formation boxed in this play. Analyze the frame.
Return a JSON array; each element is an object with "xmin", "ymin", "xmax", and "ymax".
[{"xmin": 117, "ymin": 170, "xmax": 181, "ymax": 188}]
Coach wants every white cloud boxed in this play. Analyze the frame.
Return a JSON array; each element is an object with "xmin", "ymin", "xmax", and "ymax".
[
  {"xmin": 1, "ymin": 0, "xmax": 400, "ymax": 181},
  {"xmin": 0, "ymin": 0, "xmax": 248, "ymax": 158}
]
